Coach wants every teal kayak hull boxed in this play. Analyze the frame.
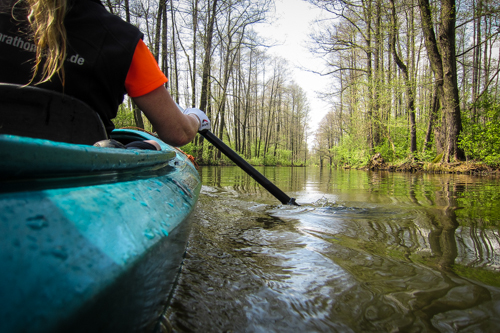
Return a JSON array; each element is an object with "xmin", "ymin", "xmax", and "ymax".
[{"xmin": 0, "ymin": 130, "xmax": 201, "ymax": 332}]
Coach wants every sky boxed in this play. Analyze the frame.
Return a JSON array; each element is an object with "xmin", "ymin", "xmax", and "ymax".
[{"xmin": 254, "ymin": 0, "xmax": 332, "ymax": 142}]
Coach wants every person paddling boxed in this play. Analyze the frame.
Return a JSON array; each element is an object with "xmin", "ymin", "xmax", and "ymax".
[{"xmin": 0, "ymin": 0, "xmax": 209, "ymax": 149}]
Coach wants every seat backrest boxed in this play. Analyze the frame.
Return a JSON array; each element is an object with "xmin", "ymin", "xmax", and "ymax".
[{"xmin": 0, "ymin": 83, "xmax": 108, "ymax": 145}]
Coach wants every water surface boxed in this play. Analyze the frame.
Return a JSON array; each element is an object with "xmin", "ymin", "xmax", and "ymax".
[{"xmin": 167, "ymin": 167, "xmax": 500, "ymax": 332}]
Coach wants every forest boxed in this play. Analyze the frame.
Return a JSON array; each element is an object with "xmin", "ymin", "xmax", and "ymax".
[{"xmin": 110, "ymin": 0, "xmax": 500, "ymax": 168}]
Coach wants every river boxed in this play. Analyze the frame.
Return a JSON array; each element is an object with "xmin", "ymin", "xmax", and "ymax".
[{"xmin": 166, "ymin": 166, "xmax": 500, "ymax": 332}]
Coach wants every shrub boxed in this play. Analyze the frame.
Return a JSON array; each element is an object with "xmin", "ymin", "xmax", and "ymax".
[
  {"xmin": 459, "ymin": 97, "xmax": 500, "ymax": 166},
  {"xmin": 114, "ymin": 104, "xmax": 136, "ymax": 128}
]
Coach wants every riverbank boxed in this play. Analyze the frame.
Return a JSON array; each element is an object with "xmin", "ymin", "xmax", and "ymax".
[
  {"xmin": 360, "ymin": 153, "xmax": 500, "ymax": 176},
  {"xmin": 194, "ymin": 151, "xmax": 499, "ymax": 176}
]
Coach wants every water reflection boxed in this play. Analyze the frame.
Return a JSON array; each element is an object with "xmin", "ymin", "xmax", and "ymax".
[{"xmin": 168, "ymin": 167, "xmax": 500, "ymax": 332}]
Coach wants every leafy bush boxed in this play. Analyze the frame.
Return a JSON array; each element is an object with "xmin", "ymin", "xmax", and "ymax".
[
  {"xmin": 114, "ymin": 104, "xmax": 136, "ymax": 128},
  {"xmin": 247, "ymin": 156, "xmax": 264, "ymax": 165},
  {"xmin": 459, "ymin": 97, "xmax": 500, "ymax": 166},
  {"xmin": 180, "ymin": 142, "xmax": 195, "ymax": 155},
  {"xmin": 329, "ymin": 133, "xmax": 370, "ymax": 167},
  {"xmin": 263, "ymin": 155, "xmax": 276, "ymax": 166},
  {"xmin": 275, "ymin": 149, "xmax": 292, "ymax": 166},
  {"xmin": 374, "ymin": 139, "xmax": 398, "ymax": 162},
  {"xmin": 416, "ymin": 149, "xmax": 438, "ymax": 163}
]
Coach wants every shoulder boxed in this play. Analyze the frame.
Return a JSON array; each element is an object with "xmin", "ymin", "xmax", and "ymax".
[{"xmin": 66, "ymin": 0, "xmax": 142, "ymax": 45}]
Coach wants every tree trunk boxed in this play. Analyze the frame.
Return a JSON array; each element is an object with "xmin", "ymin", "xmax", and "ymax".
[
  {"xmin": 390, "ymin": 0, "xmax": 417, "ymax": 153},
  {"xmin": 423, "ymin": 82, "xmax": 440, "ymax": 153},
  {"xmin": 196, "ymin": 0, "xmax": 217, "ymax": 153},
  {"xmin": 161, "ymin": 4, "xmax": 168, "ymax": 78},
  {"xmin": 471, "ymin": 0, "xmax": 482, "ymax": 122},
  {"xmin": 153, "ymin": 1, "xmax": 166, "ymax": 61},
  {"xmin": 241, "ymin": 47, "xmax": 253, "ymax": 158},
  {"xmin": 199, "ymin": 0, "xmax": 218, "ymax": 113},
  {"xmin": 417, "ymin": 0, "xmax": 445, "ymax": 156},
  {"xmin": 170, "ymin": 0, "xmax": 179, "ymax": 103},
  {"xmin": 373, "ymin": 0, "xmax": 382, "ymax": 146},
  {"xmin": 439, "ymin": 0, "xmax": 465, "ymax": 161},
  {"xmin": 133, "ymin": 103, "xmax": 145, "ymax": 129},
  {"xmin": 362, "ymin": 0, "xmax": 375, "ymax": 151}
]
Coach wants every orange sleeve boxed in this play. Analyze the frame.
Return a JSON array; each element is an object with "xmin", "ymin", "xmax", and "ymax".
[{"xmin": 125, "ymin": 39, "xmax": 168, "ymax": 98}]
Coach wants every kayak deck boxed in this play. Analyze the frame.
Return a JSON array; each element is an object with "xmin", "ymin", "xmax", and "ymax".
[
  {"xmin": 0, "ymin": 129, "xmax": 175, "ymax": 179},
  {"xmin": 0, "ymin": 130, "xmax": 201, "ymax": 332}
]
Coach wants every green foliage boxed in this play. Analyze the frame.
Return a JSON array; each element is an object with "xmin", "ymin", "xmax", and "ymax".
[
  {"xmin": 375, "ymin": 115, "xmax": 417, "ymax": 162},
  {"xmin": 372, "ymin": 116, "xmax": 436, "ymax": 164},
  {"xmin": 114, "ymin": 104, "xmax": 136, "ymax": 129},
  {"xmin": 324, "ymin": 114, "xmax": 427, "ymax": 167},
  {"xmin": 329, "ymin": 134, "xmax": 370, "ymax": 167},
  {"xmin": 407, "ymin": 149, "xmax": 435, "ymax": 163},
  {"xmin": 180, "ymin": 142, "xmax": 195, "ymax": 155},
  {"xmin": 275, "ymin": 149, "xmax": 293, "ymax": 166},
  {"xmin": 263, "ymin": 155, "xmax": 277, "ymax": 166},
  {"xmin": 431, "ymin": 153, "xmax": 443, "ymax": 163},
  {"xmin": 459, "ymin": 97, "xmax": 500, "ymax": 166},
  {"xmin": 240, "ymin": 144, "xmax": 297, "ymax": 166},
  {"xmin": 374, "ymin": 140, "xmax": 395, "ymax": 161},
  {"xmin": 261, "ymin": 148, "xmax": 293, "ymax": 166},
  {"xmin": 247, "ymin": 156, "xmax": 264, "ymax": 165}
]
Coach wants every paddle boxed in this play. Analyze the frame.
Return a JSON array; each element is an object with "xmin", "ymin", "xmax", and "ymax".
[
  {"xmin": 177, "ymin": 103, "xmax": 298, "ymax": 205},
  {"xmin": 198, "ymin": 129, "xmax": 299, "ymax": 206}
]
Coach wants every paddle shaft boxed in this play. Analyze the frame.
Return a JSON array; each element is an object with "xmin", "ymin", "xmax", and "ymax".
[{"xmin": 199, "ymin": 130, "xmax": 298, "ymax": 206}]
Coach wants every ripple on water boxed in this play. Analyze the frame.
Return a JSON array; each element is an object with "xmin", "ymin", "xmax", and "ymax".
[{"xmin": 167, "ymin": 175, "xmax": 500, "ymax": 332}]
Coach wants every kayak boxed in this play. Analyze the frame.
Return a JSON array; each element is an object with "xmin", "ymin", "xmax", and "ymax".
[
  {"xmin": 0, "ymin": 129, "xmax": 200, "ymax": 332},
  {"xmin": 0, "ymin": 88, "xmax": 201, "ymax": 332}
]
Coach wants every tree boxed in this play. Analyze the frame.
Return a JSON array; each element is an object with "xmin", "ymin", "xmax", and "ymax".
[
  {"xmin": 390, "ymin": 0, "xmax": 417, "ymax": 153},
  {"xmin": 103, "ymin": 0, "xmax": 316, "ymax": 166},
  {"xmin": 199, "ymin": 0, "xmax": 218, "ymax": 113},
  {"xmin": 418, "ymin": 0, "xmax": 465, "ymax": 162}
]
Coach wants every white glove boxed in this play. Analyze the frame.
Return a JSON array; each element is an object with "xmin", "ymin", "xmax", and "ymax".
[{"xmin": 183, "ymin": 108, "xmax": 211, "ymax": 132}]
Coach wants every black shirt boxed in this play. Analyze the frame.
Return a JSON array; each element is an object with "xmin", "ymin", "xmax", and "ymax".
[{"xmin": 0, "ymin": 0, "xmax": 143, "ymax": 134}]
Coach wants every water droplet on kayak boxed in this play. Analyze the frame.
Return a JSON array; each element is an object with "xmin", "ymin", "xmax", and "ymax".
[
  {"xmin": 161, "ymin": 228, "xmax": 169, "ymax": 237},
  {"xmin": 144, "ymin": 229, "xmax": 155, "ymax": 239},
  {"xmin": 75, "ymin": 284, "xmax": 86, "ymax": 294},
  {"xmin": 50, "ymin": 247, "xmax": 68, "ymax": 260},
  {"xmin": 141, "ymin": 202, "xmax": 148, "ymax": 207},
  {"xmin": 26, "ymin": 215, "xmax": 48, "ymax": 230}
]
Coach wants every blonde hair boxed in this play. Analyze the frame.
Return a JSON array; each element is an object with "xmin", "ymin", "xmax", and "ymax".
[{"xmin": 22, "ymin": 0, "xmax": 68, "ymax": 85}]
